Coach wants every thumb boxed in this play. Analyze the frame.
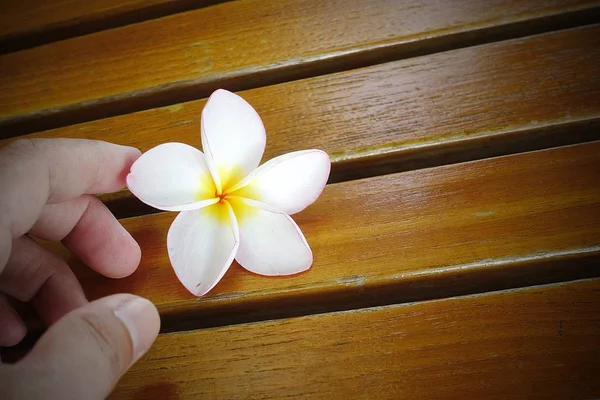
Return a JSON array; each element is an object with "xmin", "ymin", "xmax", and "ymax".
[{"xmin": 5, "ymin": 294, "xmax": 160, "ymax": 400}]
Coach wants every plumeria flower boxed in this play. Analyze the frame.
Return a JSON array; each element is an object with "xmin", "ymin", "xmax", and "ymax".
[{"xmin": 126, "ymin": 89, "xmax": 330, "ymax": 296}]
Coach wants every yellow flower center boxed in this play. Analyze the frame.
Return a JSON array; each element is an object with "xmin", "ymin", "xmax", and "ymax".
[{"xmin": 201, "ymin": 167, "xmax": 260, "ymax": 225}]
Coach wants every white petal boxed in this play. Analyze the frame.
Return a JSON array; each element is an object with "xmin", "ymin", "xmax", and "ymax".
[
  {"xmin": 127, "ymin": 143, "xmax": 218, "ymax": 211},
  {"xmin": 231, "ymin": 198, "xmax": 312, "ymax": 276},
  {"xmin": 167, "ymin": 202, "xmax": 239, "ymax": 296},
  {"xmin": 230, "ymin": 150, "xmax": 330, "ymax": 215},
  {"xmin": 201, "ymin": 89, "xmax": 266, "ymax": 191}
]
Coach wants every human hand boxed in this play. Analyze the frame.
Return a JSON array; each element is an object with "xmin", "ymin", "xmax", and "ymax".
[{"xmin": 0, "ymin": 139, "xmax": 160, "ymax": 399}]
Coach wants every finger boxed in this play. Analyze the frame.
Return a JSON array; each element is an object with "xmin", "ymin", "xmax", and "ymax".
[
  {"xmin": 0, "ymin": 236, "xmax": 87, "ymax": 326},
  {"xmin": 0, "ymin": 295, "xmax": 26, "ymax": 347},
  {"xmin": 30, "ymin": 195, "xmax": 141, "ymax": 278},
  {"xmin": 4, "ymin": 294, "xmax": 159, "ymax": 399},
  {"xmin": 0, "ymin": 139, "xmax": 140, "ymax": 269},
  {"xmin": 28, "ymin": 195, "xmax": 92, "ymax": 241}
]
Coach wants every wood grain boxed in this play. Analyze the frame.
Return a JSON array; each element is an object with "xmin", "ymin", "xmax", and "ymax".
[
  {"xmin": 111, "ymin": 278, "xmax": 600, "ymax": 399},
  {"xmin": 5, "ymin": 25, "xmax": 600, "ymax": 218},
  {"xmin": 0, "ymin": 0, "xmax": 230, "ymax": 53},
  {"xmin": 54, "ymin": 141, "xmax": 600, "ymax": 332},
  {"xmin": 1, "ymin": 0, "xmax": 599, "ymax": 135}
]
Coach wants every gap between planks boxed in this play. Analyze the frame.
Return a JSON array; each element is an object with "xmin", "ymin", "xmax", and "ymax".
[
  {"xmin": 72, "ymin": 141, "xmax": 600, "ymax": 333},
  {"xmin": 0, "ymin": 0, "xmax": 235, "ymax": 55},
  {"xmin": 1, "ymin": 6, "xmax": 600, "ymax": 137},
  {"xmin": 102, "ymin": 116, "xmax": 600, "ymax": 219},
  {"xmin": 3, "ymin": 23, "xmax": 600, "ymax": 219},
  {"xmin": 111, "ymin": 278, "xmax": 600, "ymax": 400},
  {"xmin": 158, "ymin": 250, "xmax": 600, "ymax": 333},
  {"xmin": 4, "ymin": 141, "xmax": 600, "ymax": 349}
]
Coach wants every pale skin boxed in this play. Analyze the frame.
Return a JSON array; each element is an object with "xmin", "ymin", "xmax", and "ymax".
[{"xmin": 0, "ymin": 138, "xmax": 160, "ymax": 399}]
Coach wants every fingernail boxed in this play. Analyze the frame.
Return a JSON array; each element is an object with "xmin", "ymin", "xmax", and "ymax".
[{"xmin": 114, "ymin": 297, "xmax": 160, "ymax": 363}]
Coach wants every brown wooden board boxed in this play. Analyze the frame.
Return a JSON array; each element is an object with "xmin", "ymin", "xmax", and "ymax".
[
  {"xmin": 1, "ymin": 0, "xmax": 599, "ymax": 135},
  {"xmin": 49, "ymin": 141, "xmax": 600, "ymax": 332},
  {"xmin": 3, "ymin": 25, "xmax": 600, "ymax": 218},
  {"xmin": 0, "ymin": 0, "xmax": 230, "ymax": 53},
  {"xmin": 111, "ymin": 278, "xmax": 600, "ymax": 399}
]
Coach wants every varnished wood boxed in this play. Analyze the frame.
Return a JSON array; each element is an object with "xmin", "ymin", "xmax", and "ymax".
[
  {"xmin": 1, "ymin": 0, "xmax": 599, "ymax": 135},
  {"xmin": 53, "ymin": 142, "xmax": 600, "ymax": 332},
  {"xmin": 4, "ymin": 25, "xmax": 600, "ymax": 218},
  {"xmin": 0, "ymin": 0, "xmax": 229, "ymax": 54},
  {"xmin": 111, "ymin": 279, "xmax": 600, "ymax": 399},
  {"xmin": 1, "ymin": 0, "xmax": 598, "ymax": 395}
]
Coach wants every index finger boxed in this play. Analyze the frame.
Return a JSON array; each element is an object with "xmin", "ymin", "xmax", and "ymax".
[{"xmin": 0, "ymin": 138, "xmax": 141, "ymax": 265}]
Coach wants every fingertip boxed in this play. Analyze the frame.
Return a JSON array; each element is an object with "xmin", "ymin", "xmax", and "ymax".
[
  {"xmin": 113, "ymin": 295, "xmax": 160, "ymax": 363},
  {"xmin": 0, "ymin": 228, "xmax": 12, "ymax": 275},
  {"xmin": 105, "ymin": 228, "xmax": 141, "ymax": 279},
  {"xmin": 89, "ymin": 223, "xmax": 141, "ymax": 279},
  {"xmin": 121, "ymin": 145, "xmax": 142, "ymax": 168},
  {"xmin": 122, "ymin": 145, "xmax": 143, "ymax": 158},
  {"xmin": 0, "ymin": 297, "xmax": 26, "ymax": 347},
  {"xmin": 14, "ymin": 294, "xmax": 159, "ymax": 399},
  {"xmin": 125, "ymin": 235, "xmax": 142, "ymax": 277},
  {"xmin": 108, "ymin": 142, "xmax": 141, "ymax": 157},
  {"xmin": 114, "ymin": 145, "xmax": 143, "ymax": 188},
  {"xmin": 0, "ymin": 323, "xmax": 26, "ymax": 347},
  {"xmin": 62, "ymin": 197, "xmax": 141, "ymax": 279}
]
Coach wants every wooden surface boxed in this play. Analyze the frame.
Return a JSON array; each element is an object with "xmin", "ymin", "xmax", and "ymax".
[
  {"xmin": 1, "ymin": 0, "xmax": 599, "ymax": 397},
  {"xmin": 4, "ymin": 24, "xmax": 600, "ymax": 218},
  {"xmin": 56, "ymin": 141, "xmax": 600, "ymax": 331},
  {"xmin": 0, "ymin": 0, "xmax": 229, "ymax": 53},
  {"xmin": 1, "ymin": 0, "xmax": 599, "ymax": 135},
  {"xmin": 111, "ymin": 278, "xmax": 600, "ymax": 399}
]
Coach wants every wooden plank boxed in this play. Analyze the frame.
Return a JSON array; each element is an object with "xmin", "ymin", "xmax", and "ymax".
[
  {"xmin": 111, "ymin": 279, "xmax": 600, "ymax": 399},
  {"xmin": 60, "ymin": 142, "xmax": 600, "ymax": 332},
  {"xmin": 1, "ymin": 0, "xmax": 599, "ymax": 136},
  {"xmin": 0, "ymin": 1, "xmax": 229, "ymax": 54},
  {"xmin": 6, "ymin": 25, "xmax": 600, "ymax": 218}
]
